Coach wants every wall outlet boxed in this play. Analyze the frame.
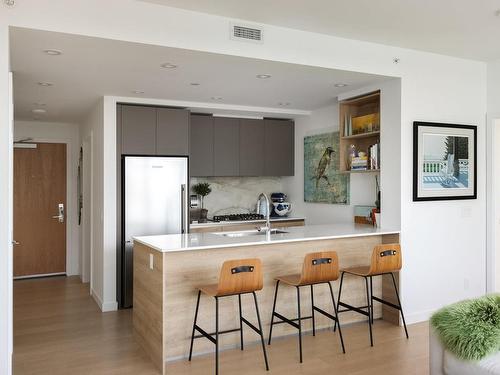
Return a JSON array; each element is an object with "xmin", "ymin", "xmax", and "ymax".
[
  {"xmin": 149, "ymin": 253, "xmax": 154, "ymax": 270},
  {"xmin": 464, "ymin": 278, "xmax": 469, "ymax": 290}
]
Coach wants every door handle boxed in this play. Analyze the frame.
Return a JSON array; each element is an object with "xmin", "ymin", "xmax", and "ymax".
[
  {"xmin": 51, "ymin": 203, "xmax": 65, "ymax": 223},
  {"xmin": 12, "ymin": 240, "xmax": 19, "ymax": 245}
]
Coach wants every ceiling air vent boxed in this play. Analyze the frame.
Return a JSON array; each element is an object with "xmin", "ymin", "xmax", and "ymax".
[{"xmin": 230, "ymin": 23, "xmax": 264, "ymax": 43}]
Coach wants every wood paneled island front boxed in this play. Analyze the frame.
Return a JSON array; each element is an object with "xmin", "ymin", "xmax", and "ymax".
[{"xmin": 133, "ymin": 224, "xmax": 400, "ymax": 374}]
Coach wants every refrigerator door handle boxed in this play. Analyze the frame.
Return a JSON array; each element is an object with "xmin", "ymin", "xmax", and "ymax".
[{"xmin": 181, "ymin": 184, "xmax": 188, "ymax": 234}]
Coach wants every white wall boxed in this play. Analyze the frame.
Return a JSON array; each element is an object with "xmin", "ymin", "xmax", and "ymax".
[
  {"xmin": 80, "ymin": 97, "xmax": 117, "ymax": 312},
  {"xmin": 0, "ymin": 22, "xmax": 13, "ymax": 373},
  {"xmin": 285, "ymin": 102, "xmax": 378, "ymax": 224},
  {"xmin": 14, "ymin": 121, "xmax": 81, "ymax": 276},
  {"xmin": 487, "ymin": 60, "xmax": 500, "ymax": 292},
  {"xmin": 0, "ymin": 2, "xmax": 490, "ymax": 368}
]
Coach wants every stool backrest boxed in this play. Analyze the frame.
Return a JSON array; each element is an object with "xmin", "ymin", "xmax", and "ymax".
[
  {"xmin": 299, "ymin": 251, "xmax": 339, "ymax": 285},
  {"xmin": 369, "ymin": 244, "xmax": 402, "ymax": 275},
  {"xmin": 217, "ymin": 258, "xmax": 263, "ymax": 296}
]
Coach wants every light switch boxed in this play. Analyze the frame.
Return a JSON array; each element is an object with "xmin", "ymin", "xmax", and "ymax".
[{"xmin": 149, "ymin": 253, "xmax": 154, "ymax": 270}]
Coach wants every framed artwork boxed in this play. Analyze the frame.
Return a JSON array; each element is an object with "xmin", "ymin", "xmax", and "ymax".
[
  {"xmin": 304, "ymin": 131, "xmax": 349, "ymax": 204},
  {"xmin": 413, "ymin": 121, "xmax": 477, "ymax": 201}
]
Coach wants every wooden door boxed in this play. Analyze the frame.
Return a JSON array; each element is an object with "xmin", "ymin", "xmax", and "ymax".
[{"xmin": 14, "ymin": 143, "xmax": 67, "ymax": 277}]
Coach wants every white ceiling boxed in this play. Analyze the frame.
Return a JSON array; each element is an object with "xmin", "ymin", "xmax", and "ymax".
[
  {"xmin": 10, "ymin": 27, "xmax": 390, "ymax": 123},
  {"xmin": 142, "ymin": 0, "xmax": 500, "ymax": 61}
]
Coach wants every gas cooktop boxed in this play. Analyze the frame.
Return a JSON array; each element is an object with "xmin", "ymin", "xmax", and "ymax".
[{"xmin": 212, "ymin": 213, "xmax": 265, "ymax": 222}]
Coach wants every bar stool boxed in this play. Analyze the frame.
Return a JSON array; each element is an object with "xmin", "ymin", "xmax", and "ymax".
[
  {"xmin": 188, "ymin": 258, "xmax": 269, "ymax": 375},
  {"xmin": 335, "ymin": 243, "xmax": 409, "ymax": 346},
  {"xmin": 268, "ymin": 251, "xmax": 345, "ymax": 363}
]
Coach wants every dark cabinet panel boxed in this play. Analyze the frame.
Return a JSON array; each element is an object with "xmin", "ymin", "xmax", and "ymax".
[
  {"xmin": 264, "ymin": 119, "xmax": 295, "ymax": 176},
  {"xmin": 239, "ymin": 119, "xmax": 265, "ymax": 176},
  {"xmin": 121, "ymin": 105, "xmax": 157, "ymax": 155},
  {"xmin": 190, "ymin": 115, "xmax": 214, "ymax": 176},
  {"xmin": 214, "ymin": 117, "xmax": 239, "ymax": 176},
  {"xmin": 156, "ymin": 108, "xmax": 190, "ymax": 155}
]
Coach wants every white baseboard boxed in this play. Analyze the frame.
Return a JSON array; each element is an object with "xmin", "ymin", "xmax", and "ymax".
[
  {"xmin": 405, "ymin": 309, "xmax": 434, "ymax": 325},
  {"xmin": 90, "ymin": 288, "xmax": 118, "ymax": 312}
]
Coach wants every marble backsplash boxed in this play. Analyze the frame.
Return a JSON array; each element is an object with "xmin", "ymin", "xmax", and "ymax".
[{"xmin": 190, "ymin": 176, "xmax": 283, "ymax": 217}]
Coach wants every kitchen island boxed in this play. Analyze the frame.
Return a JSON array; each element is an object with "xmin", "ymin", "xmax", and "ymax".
[{"xmin": 133, "ymin": 223, "xmax": 400, "ymax": 374}]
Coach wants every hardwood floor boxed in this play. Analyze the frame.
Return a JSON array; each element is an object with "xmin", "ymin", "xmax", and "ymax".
[{"xmin": 13, "ymin": 276, "xmax": 429, "ymax": 375}]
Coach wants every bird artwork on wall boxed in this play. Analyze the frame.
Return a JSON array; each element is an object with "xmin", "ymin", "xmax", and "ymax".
[{"xmin": 304, "ymin": 131, "xmax": 349, "ymax": 204}]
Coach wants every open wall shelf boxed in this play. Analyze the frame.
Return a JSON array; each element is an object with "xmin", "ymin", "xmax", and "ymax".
[{"xmin": 339, "ymin": 91, "xmax": 380, "ymax": 173}]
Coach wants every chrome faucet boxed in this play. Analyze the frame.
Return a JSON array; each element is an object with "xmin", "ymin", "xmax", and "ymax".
[{"xmin": 256, "ymin": 193, "xmax": 271, "ymax": 232}]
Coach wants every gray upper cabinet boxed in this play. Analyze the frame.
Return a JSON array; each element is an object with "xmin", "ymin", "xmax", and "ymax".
[
  {"xmin": 190, "ymin": 115, "xmax": 214, "ymax": 177},
  {"xmin": 239, "ymin": 119, "xmax": 265, "ymax": 176},
  {"xmin": 264, "ymin": 119, "xmax": 295, "ymax": 176},
  {"xmin": 213, "ymin": 117, "xmax": 239, "ymax": 176},
  {"xmin": 120, "ymin": 104, "xmax": 190, "ymax": 156},
  {"xmin": 121, "ymin": 105, "xmax": 157, "ymax": 155},
  {"xmin": 156, "ymin": 108, "xmax": 190, "ymax": 155}
]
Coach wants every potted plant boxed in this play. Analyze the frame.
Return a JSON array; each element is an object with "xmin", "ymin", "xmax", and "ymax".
[{"xmin": 192, "ymin": 182, "xmax": 212, "ymax": 223}]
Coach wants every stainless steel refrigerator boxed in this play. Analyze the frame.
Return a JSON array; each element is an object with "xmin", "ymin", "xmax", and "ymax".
[{"xmin": 121, "ymin": 156, "xmax": 189, "ymax": 308}]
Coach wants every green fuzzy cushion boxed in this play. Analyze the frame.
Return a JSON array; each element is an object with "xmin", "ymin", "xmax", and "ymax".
[{"xmin": 431, "ymin": 295, "xmax": 500, "ymax": 361}]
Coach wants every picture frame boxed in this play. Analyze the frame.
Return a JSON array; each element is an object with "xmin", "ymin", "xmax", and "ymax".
[{"xmin": 413, "ymin": 121, "xmax": 477, "ymax": 201}]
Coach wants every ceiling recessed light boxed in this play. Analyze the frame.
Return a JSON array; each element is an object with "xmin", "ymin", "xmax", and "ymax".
[
  {"xmin": 211, "ymin": 96, "xmax": 223, "ymax": 100},
  {"xmin": 190, "ymin": 82, "xmax": 200, "ymax": 86},
  {"xmin": 278, "ymin": 102, "xmax": 290, "ymax": 106},
  {"xmin": 43, "ymin": 49, "xmax": 62, "ymax": 56},
  {"xmin": 37, "ymin": 82, "xmax": 53, "ymax": 87},
  {"xmin": 132, "ymin": 90, "xmax": 145, "ymax": 94},
  {"xmin": 32, "ymin": 108, "xmax": 47, "ymax": 114},
  {"xmin": 160, "ymin": 63, "xmax": 178, "ymax": 69},
  {"xmin": 256, "ymin": 74, "xmax": 272, "ymax": 79},
  {"xmin": 334, "ymin": 83, "xmax": 348, "ymax": 87}
]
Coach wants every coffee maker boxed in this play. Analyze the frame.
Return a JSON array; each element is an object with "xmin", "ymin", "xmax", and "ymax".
[{"xmin": 270, "ymin": 192, "xmax": 292, "ymax": 217}]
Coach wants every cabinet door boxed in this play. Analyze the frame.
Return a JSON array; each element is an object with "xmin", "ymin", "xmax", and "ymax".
[
  {"xmin": 213, "ymin": 117, "xmax": 239, "ymax": 176},
  {"xmin": 156, "ymin": 108, "xmax": 190, "ymax": 155},
  {"xmin": 190, "ymin": 115, "xmax": 214, "ymax": 176},
  {"xmin": 121, "ymin": 105, "xmax": 157, "ymax": 155},
  {"xmin": 239, "ymin": 119, "xmax": 265, "ymax": 176},
  {"xmin": 264, "ymin": 119, "xmax": 295, "ymax": 176}
]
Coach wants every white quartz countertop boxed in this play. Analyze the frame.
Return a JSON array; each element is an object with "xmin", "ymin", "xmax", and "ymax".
[
  {"xmin": 133, "ymin": 223, "xmax": 400, "ymax": 253},
  {"xmin": 190, "ymin": 216, "xmax": 305, "ymax": 228}
]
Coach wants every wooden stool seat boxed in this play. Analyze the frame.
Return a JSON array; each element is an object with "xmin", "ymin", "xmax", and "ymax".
[
  {"xmin": 197, "ymin": 284, "xmax": 219, "ymax": 297},
  {"xmin": 274, "ymin": 274, "xmax": 301, "ymax": 286},
  {"xmin": 268, "ymin": 251, "xmax": 345, "ymax": 363},
  {"xmin": 189, "ymin": 258, "xmax": 269, "ymax": 375},
  {"xmin": 336, "ymin": 244, "xmax": 408, "ymax": 347}
]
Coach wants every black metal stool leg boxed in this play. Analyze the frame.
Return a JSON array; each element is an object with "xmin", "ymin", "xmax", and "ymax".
[
  {"xmin": 215, "ymin": 297, "xmax": 219, "ymax": 375},
  {"xmin": 364, "ymin": 277, "xmax": 373, "ymax": 347},
  {"xmin": 297, "ymin": 286, "xmax": 303, "ymax": 363},
  {"xmin": 310, "ymin": 284, "xmax": 316, "ymax": 337},
  {"xmin": 391, "ymin": 273, "xmax": 409, "ymax": 339},
  {"xmin": 252, "ymin": 292, "xmax": 270, "ymax": 371},
  {"xmin": 370, "ymin": 276, "xmax": 374, "ymax": 324},
  {"xmin": 238, "ymin": 294, "xmax": 244, "ymax": 350},
  {"xmin": 334, "ymin": 272, "xmax": 345, "ymax": 332},
  {"xmin": 189, "ymin": 290, "xmax": 201, "ymax": 361},
  {"xmin": 268, "ymin": 280, "xmax": 280, "ymax": 345},
  {"xmin": 328, "ymin": 282, "xmax": 345, "ymax": 354}
]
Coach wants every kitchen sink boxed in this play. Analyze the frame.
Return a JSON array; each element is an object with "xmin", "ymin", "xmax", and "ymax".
[{"xmin": 214, "ymin": 229, "xmax": 289, "ymax": 238}]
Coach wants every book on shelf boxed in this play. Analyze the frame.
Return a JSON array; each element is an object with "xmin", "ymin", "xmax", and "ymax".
[
  {"xmin": 368, "ymin": 142, "xmax": 380, "ymax": 170},
  {"xmin": 344, "ymin": 113, "xmax": 352, "ymax": 136}
]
